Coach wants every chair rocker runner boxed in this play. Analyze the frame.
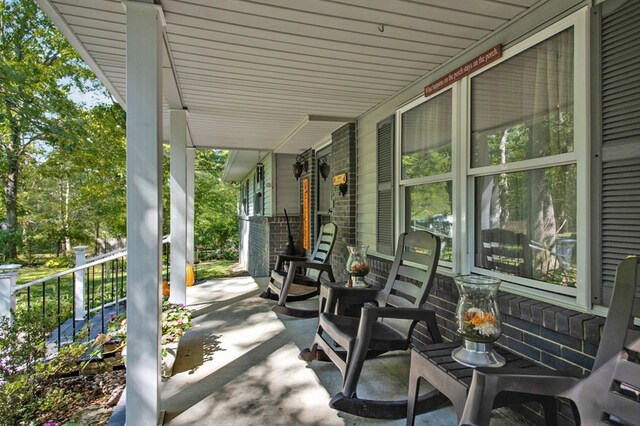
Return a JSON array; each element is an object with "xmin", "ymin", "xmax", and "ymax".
[
  {"xmin": 299, "ymin": 231, "xmax": 448, "ymax": 419},
  {"xmin": 261, "ymin": 222, "xmax": 337, "ymax": 318},
  {"xmin": 460, "ymin": 256, "xmax": 640, "ymax": 426}
]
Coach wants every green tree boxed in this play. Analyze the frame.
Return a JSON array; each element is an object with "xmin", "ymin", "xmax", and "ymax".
[
  {"xmin": 21, "ymin": 103, "xmax": 126, "ymax": 255},
  {"xmin": 0, "ymin": 0, "xmax": 91, "ymax": 259},
  {"xmin": 194, "ymin": 150, "xmax": 238, "ymax": 259}
]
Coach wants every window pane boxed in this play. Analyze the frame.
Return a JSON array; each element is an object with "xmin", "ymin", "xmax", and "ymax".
[
  {"xmin": 471, "ymin": 29, "xmax": 574, "ymax": 168},
  {"xmin": 474, "ymin": 164, "xmax": 577, "ymax": 287},
  {"xmin": 402, "ymin": 90, "xmax": 452, "ymax": 179},
  {"xmin": 406, "ymin": 182, "xmax": 453, "ymax": 262}
]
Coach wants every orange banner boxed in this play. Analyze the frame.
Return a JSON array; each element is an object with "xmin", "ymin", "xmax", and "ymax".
[{"xmin": 302, "ymin": 178, "xmax": 310, "ymax": 250}]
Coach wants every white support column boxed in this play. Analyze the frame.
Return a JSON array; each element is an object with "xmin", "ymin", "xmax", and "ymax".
[
  {"xmin": 170, "ymin": 109, "xmax": 188, "ymax": 305},
  {"xmin": 125, "ymin": 1, "xmax": 163, "ymax": 424},
  {"xmin": 73, "ymin": 246, "xmax": 88, "ymax": 320},
  {"xmin": 0, "ymin": 264, "xmax": 20, "ymax": 320},
  {"xmin": 186, "ymin": 147, "xmax": 195, "ymax": 265}
]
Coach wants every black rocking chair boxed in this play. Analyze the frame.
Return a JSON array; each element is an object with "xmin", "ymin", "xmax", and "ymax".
[{"xmin": 299, "ymin": 231, "xmax": 448, "ymax": 418}]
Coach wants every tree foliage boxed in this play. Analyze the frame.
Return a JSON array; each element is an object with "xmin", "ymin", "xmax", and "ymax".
[
  {"xmin": 0, "ymin": 0, "xmax": 92, "ymax": 258},
  {"xmin": 193, "ymin": 150, "xmax": 238, "ymax": 259}
]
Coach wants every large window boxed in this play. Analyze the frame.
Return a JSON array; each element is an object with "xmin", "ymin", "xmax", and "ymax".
[
  {"xmin": 395, "ymin": 10, "xmax": 588, "ymax": 305},
  {"xmin": 471, "ymin": 28, "xmax": 577, "ymax": 290},
  {"xmin": 399, "ymin": 89, "xmax": 453, "ymax": 263}
]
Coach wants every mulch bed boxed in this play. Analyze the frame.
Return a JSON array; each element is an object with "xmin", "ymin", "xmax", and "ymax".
[{"xmin": 39, "ymin": 369, "xmax": 125, "ymax": 426}]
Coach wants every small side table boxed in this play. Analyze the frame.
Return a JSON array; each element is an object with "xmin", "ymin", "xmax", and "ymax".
[
  {"xmin": 318, "ymin": 281, "xmax": 376, "ymax": 316},
  {"xmin": 407, "ymin": 342, "xmax": 558, "ymax": 425}
]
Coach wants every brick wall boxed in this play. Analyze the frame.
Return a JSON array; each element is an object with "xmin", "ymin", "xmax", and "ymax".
[
  {"xmin": 239, "ymin": 215, "xmax": 302, "ymax": 277},
  {"xmin": 330, "ymin": 123, "xmax": 357, "ymax": 283},
  {"xmin": 244, "ymin": 216, "xmax": 270, "ymax": 277},
  {"xmin": 369, "ymin": 255, "xmax": 602, "ymax": 425},
  {"xmin": 268, "ymin": 215, "xmax": 301, "ymax": 267}
]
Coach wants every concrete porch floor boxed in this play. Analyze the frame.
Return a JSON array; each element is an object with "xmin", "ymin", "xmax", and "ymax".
[{"xmin": 160, "ymin": 275, "xmax": 533, "ymax": 426}]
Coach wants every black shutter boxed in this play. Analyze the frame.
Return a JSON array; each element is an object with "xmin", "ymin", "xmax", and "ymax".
[
  {"xmin": 377, "ymin": 116, "xmax": 395, "ymax": 255},
  {"xmin": 597, "ymin": 0, "xmax": 640, "ymax": 305}
]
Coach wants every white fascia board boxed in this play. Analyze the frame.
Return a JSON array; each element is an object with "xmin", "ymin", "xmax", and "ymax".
[{"xmin": 37, "ymin": 0, "xmax": 127, "ymax": 108}]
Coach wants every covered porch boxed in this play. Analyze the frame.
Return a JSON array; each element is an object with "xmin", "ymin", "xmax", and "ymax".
[
  {"xmin": 125, "ymin": 275, "xmax": 529, "ymax": 425},
  {"xmin": 36, "ymin": 0, "xmax": 640, "ymax": 424}
]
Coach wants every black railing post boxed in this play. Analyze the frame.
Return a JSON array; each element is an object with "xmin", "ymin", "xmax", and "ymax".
[
  {"xmin": 72, "ymin": 271, "xmax": 76, "ymax": 341},
  {"xmin": 101, "ymin": 262, "xmax": 105, "ymax": 333},
  {"xmin": 57, "ymin": 277, "xmax": 61, "ymax": 350}
]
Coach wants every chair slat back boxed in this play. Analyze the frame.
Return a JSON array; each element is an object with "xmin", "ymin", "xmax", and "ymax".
[
  {"xmin": 583, "ymin": 257, "xmax": 640, "ymax": 425},
  {"xmin": 480, "ymin": 228, "xmax": 529, "ymax": 276},
  {"xmin": 594, "ymin": 257, "xmax": 640, "ymax": 371},
  {"xmin": 378, "ymin": 231, "xmax": 440, "ymax": 335},
  {"xmin": 306, "ymin": 222, "xmax": 337, "ymax": 281}
]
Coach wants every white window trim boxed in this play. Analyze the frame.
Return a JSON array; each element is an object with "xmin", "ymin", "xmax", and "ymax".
[
  {"xmin": 395, "ymin": 7, "xmax": 591, "ymax": 311},
  {"xmin": 396, "ymin": 87, "xmax": 456, "ymax": 270}
]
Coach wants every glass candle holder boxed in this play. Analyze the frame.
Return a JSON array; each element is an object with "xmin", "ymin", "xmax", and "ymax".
[
  {"xmin": 451, "ymin": 275, "xmax": 506, "ymax": 367},
  {"xmin": 346, "ymin": 244, "xmax": 369, "ymax": 287}
]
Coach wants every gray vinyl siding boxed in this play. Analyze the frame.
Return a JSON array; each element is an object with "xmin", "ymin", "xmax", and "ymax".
[{"xmin": 274, "ymin": 153, "xmax": 300, "ymax": 216}]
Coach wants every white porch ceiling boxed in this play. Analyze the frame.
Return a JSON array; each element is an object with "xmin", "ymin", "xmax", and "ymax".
[{"xmin": 39, "ymin": 0, "xmax": 542, "ymax": 167}]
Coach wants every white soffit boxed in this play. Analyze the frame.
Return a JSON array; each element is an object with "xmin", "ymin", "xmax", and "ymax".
[{"xmin": 40, "ymin": 0, "xmax": 541, "ymax": 154}]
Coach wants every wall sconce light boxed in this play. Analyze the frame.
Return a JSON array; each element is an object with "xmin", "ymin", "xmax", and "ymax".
[
  {"xmin": 292, "ymin": 154, "xmax": 308, "ymax": 181},
  {"xmin": 338, "ymin": 182, "xmax": 348, "ymax": 196},
  {"xmin": 319, "ymin": 157, "xmax": 330, "ymax": 181},
  {"xmin": 256, "ymin": 162, "xmax": 264, "ymax": 182}
]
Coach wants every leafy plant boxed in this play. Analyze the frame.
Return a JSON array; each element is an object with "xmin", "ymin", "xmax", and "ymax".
[{"xmin": 0, "ymin": 311, "xmax": 87, "ymax": 425}]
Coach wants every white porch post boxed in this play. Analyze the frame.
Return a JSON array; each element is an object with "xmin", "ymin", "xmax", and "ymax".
[
  {"xmin": 73, "ymin": 246, "xmax": 87, "ymax": 320},
  {"xmin": 170, "ymin": 109, "xmax": 188, "ymax": 305},
  {"xmin": 0, "ymin": 264, "xmax": 20, "ymax": 320},
  {"xmin": 125, "ymin": 1, "xmax": 163, "ymax": 424},
  {"xmin": 186, "ymin": 147, "xmax": 195, "ymax": 265}
]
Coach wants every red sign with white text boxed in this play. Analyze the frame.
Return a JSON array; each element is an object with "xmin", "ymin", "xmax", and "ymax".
[{"xmin": 424, "ymin": 44, "xmax": 502, "ymax": 97}]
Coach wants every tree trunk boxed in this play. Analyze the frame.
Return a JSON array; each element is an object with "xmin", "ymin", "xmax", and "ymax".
[{"xmin": 2, "ymin": 131, "xmax": 20, "ymax": 259}]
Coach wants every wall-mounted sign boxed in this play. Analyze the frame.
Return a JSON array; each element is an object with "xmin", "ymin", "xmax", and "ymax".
[
  {"xmin": 424, "ymin": 44, "xmax": 502, "ymax": 97},
  {"xmin": 302, "ymin": 178, "xmax": 310, "ymax": 250},
  {"xmin": 333, "ymin": 173, "xmax": 347, "ymax": 186}
]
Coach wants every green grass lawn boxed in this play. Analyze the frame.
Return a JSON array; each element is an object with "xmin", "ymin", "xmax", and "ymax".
[{"xmin": 195, "ymin": 259, "xmax": 239, "ymax": 281}]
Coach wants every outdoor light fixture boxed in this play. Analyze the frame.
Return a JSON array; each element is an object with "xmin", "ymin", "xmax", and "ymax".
[
  {"xmin": 319, "ymin": 157, "xmax": 330, "ymax": 181},
  {"xmin": 292, "ymin": 154, "xmax": 308, "ymax": 181},
  {"xmin": 256, "ymin": 162, "xmax": 264, "ymax": 182}
]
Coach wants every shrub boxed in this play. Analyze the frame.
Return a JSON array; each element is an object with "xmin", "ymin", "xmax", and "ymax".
[
  {"xmin": 43, "ymin": 256, "xmax": 75, "ymax": 269},
  {"xmin": 0, "ymin": 311, "xmax": 87, "ymax": 425}
]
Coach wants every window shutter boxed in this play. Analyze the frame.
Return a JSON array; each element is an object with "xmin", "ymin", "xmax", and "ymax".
[
  {"xmin": 598, "ymin": 0, "xmax": 640, "ymax": 305},
  {"xmin": 377, "ymin": 116, "xmax": 395, "ymax": 255}
]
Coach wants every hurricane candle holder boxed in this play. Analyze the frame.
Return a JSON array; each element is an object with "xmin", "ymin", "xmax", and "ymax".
[
  {"xmin": 346, "ymin": 244, "xmax": 369, "ymax": 287},
  {"xmin": 451, "ymin": 275, "xmax": 506, "ymax": 367}
]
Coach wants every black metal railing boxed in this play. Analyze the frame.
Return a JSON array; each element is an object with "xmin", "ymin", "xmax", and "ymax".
[{"xmin": 14, "ymin": 236, "xmax": 170, "ymax": 351}]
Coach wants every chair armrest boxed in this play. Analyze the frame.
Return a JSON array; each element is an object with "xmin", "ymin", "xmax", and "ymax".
[
  {"xmin": 360, "ymin": 306, "xmax": 442, "ymax": 343},
  {"xmin": 361, "ymin": 306, "xmax": 433, "ymax": 321},
  {"xmin": 275, "ymin": 254, "xmax": 307, "ymax": 269},
  {"xmin": 289, "ymin": 261, "xmax": 331, "ymax": 272},
  {"xmin": 473, "ymin": 365, "xmax": 582, "ymax": 394},
  {"xmin": 460, "ymin": 367, "xmax": 582, "ymax": 426}
]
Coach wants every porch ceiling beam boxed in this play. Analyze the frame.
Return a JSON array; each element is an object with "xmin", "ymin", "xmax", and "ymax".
[{"xmin": 273, "ymin": 114, "xmax": 357, "ymax": 153}]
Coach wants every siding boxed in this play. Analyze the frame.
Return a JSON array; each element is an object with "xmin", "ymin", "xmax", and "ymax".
[{"xmin": 274, "ymin": 153, "xmax": 300, "ymax": 216}]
